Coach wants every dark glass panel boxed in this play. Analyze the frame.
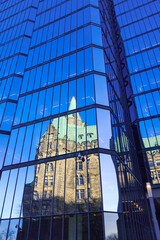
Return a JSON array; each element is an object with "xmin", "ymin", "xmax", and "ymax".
[
  {"xmin": 64, "ymin": 215, "xmax": 75, "ymax": 240},
  {"xmin": 89, "ymin": 213, "xmax": 103, "ymax": 240},
  {"xmin": 39, "ymin": 217, "xmax": 51, "ymax": 240},
  {"xmin": 28, "ymin": 218, "xmax": 40, "ymax": 240},
  {"xmin": 51, "ymin": 216, "xmax": 62, "ymax": 240},
  {"xmin": 17, "ymin": 218, "xmax": 29, "ymax": 240},
  {"xmin": 76, "ymin": 214, "xmax": 88, "ymax": 240}
]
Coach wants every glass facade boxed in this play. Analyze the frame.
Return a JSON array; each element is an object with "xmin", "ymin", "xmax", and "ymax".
[
  {"xmin": 113, "ymin": 0, "xmax": 160, "ymax": 185},
  {"xmin": 0, "ymin": 0, "xmax": 154, "ymax": 239}
]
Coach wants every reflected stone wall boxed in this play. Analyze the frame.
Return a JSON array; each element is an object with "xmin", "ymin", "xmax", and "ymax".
[{"xmin": 22, "ymin": 106, "xmax": 101, "ymax": 217}]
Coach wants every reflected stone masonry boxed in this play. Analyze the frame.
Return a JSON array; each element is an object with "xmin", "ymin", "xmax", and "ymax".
[{"xmin": 22, "ymin": 100, "xmax": 101, "ymax": 218}]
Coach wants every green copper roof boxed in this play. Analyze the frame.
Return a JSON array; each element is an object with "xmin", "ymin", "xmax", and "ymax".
[
  {"xmin": 142, "ymin": 136, "xmax": 160, "ymax": 148},
  {"xmin": 51, "ymin": 115, "xmax": 97, "ymax": 144}
]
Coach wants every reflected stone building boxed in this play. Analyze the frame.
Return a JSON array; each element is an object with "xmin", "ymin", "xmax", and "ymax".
[{"xmin": 23, "ymin": 100, "xmax": 101, "ymax": 219}]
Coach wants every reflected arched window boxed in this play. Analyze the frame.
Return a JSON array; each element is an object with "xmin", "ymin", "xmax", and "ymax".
[
  {"xmin": 80, "ymin": 175, "xmax": 84, "ymax": 185},
  {"xmin": 76, "ymin": 175, "xmax": 79, "ymax": 185},
  {"xmin": 50, "ymin": 163, "xmax": 54, "ymax": 171},
  {"xmin": 76, "ymin": 162, "xmax": 83, "ymax": 170}
]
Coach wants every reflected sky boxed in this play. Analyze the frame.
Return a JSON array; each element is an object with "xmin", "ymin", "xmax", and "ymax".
[{"xmin": 100, "ymin": 154, "xmax": 120, "ymax": 212}]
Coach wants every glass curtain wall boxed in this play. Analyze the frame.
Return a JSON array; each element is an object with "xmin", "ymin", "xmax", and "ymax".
[
  {"xmin": 113, "ymin": 0, "xmax": 160, "ymax": 185},
  {"xmin": 0, "ymin": 0, "xmax": 153, "ymax": 239}
]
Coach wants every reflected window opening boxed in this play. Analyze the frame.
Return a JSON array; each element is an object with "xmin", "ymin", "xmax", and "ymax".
[
  {"xmin": 76, "ymin": 175, "xmax": 79, "ymax": 185},
  {"xmin": 43, "ymin": 191, "xmax": 47, "ymax": 199},
  {"xmin": 46, "ymin": 163, "xmax": 49, "ymax": 172},
  {"xmin": 50, "ymin": 163, "xmax": 54, "ymax": 171},
  {"xmin": 35, "ymin": 177, "xmax": 38, "ymax": 187},
  {"xmin": 80, "ymin": 175, "xmax": 84, "ymax": 185},
  {"xmin": 76, "ymin": 190, "xmax": 79, "ymax": 200},
  {"xmin": 80, "ymin": 189, "xmax": 84, "ymax": 199},
  {"xmin": 76, "ymin": 162, "xmax": 83, "ymax": 171},
  {"xmin": 33, "ymin": 191, "xmax": 39, "ymax": 200},
  {"xmin": 44, "ymin": 176, "xmax": 48, "ymax": 186},
  {"xmin": 50, "ymin": 176, "xmax": 53, "ymax": 186}
]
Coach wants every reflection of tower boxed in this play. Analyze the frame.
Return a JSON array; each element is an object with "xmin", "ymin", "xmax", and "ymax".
[{"xmin": 22, "ymin": 97, "xmax": 101, "ymax": 218}]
